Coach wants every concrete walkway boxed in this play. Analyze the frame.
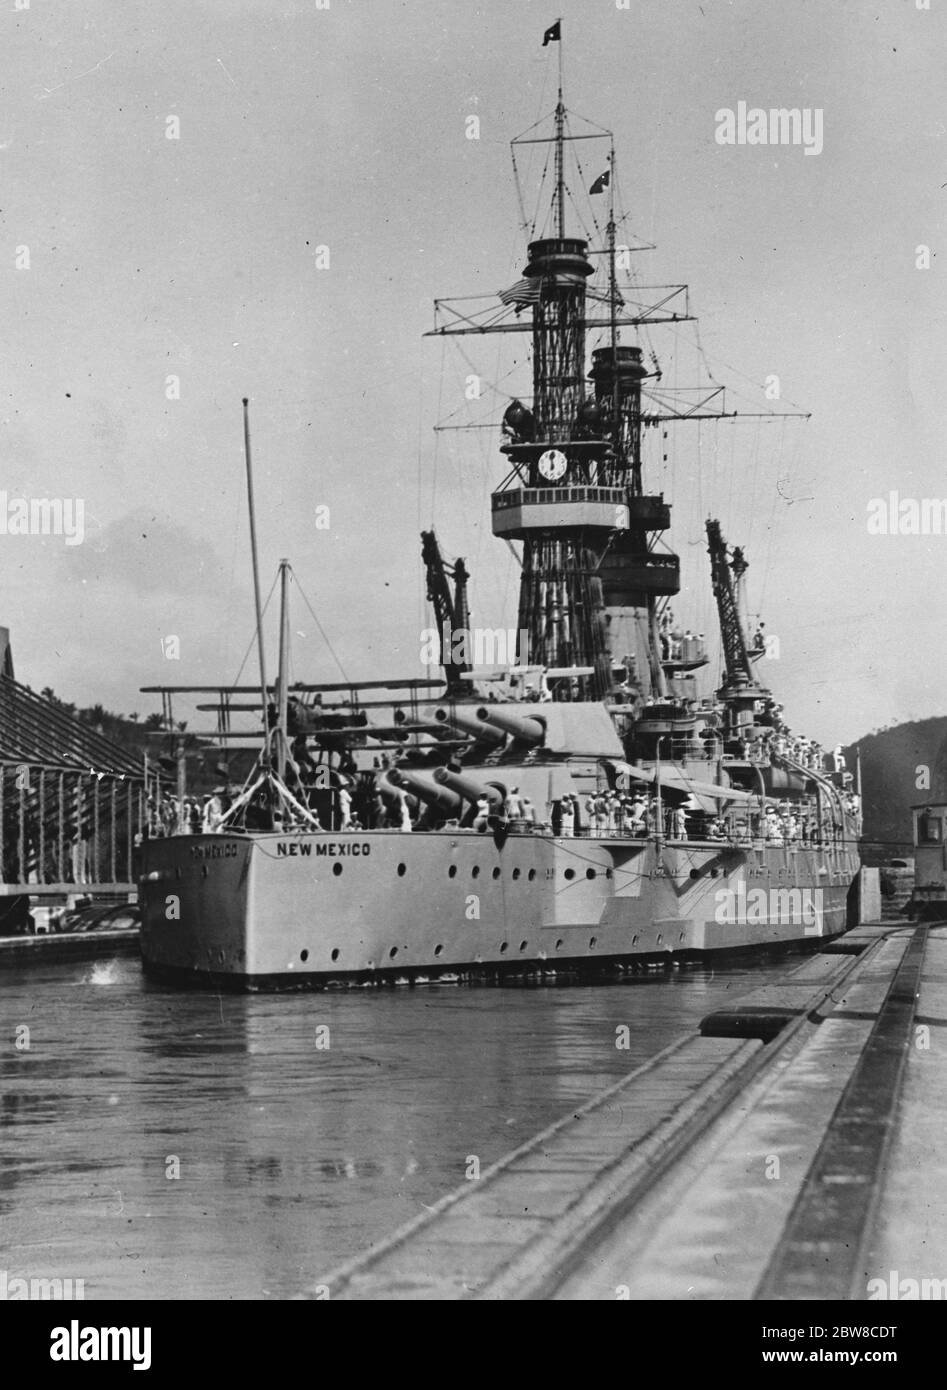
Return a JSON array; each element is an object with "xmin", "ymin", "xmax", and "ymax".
[{"xmin": 303, "ymin": 923, "xmax": 936, "ymax": 1300}]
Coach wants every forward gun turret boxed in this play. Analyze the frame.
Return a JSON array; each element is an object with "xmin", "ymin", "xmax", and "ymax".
[
  {"xmin": 432, "ymin": 766, "xmax": 505, "ymax": 809},
  {"xmin": 475, "ymin": 706, "xmax": 545, "ymax": 746}
]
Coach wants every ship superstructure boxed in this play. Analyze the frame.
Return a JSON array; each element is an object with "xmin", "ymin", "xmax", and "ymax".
[{"xmin": 139, "ymin": 37, "xmax": 861, "ymax": 988}]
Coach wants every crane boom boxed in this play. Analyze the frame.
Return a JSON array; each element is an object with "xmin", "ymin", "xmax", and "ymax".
[
  {"xmin": 706, "ymin": 518, "xmax": 756, "ymax": 692},
  {"xmin": 421, "ymin": 530, "xmax": 472, "ymax": 693}
]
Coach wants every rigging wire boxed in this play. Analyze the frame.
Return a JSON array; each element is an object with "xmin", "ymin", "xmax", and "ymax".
[
  {"xmin": 230, "ymin": 571, "xmax": 280, "ymax": 689},
  {"xmin": 416, "ymin": 338, "xmax": 427, "ymax": 656},
  {"xmin": 430, "ymin": 335, "xmax": 447, "ymax": 524},
  {"xmin": 292, "ymin": 570, "xmax": 350, "ymax": 684}
]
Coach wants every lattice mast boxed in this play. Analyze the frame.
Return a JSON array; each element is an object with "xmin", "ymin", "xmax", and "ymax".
[{"xmin": 493, "ymin": 58, "xmax": 679, "ymax": 702}]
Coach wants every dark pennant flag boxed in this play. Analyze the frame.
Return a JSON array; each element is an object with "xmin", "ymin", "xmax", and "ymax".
[
  {"xmin": 590, "ymin": 170, "xmax": 610, "ymax": 195},
  {"xmin": 542, "ymin": 21, "xmax": 561, "ymax": 46}
]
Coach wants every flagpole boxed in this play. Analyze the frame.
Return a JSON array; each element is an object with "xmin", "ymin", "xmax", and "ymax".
[
  {"xmin": 555, "ymin": 18, "xmax": 565, "ymax": 238},
  {"xmin": 607, "ymin": 140, "xmax": 619, "ymax": 456},
  {"xmin": 242, "ymin": 397, "xmax": 272, "ymax": 775},
  {"xmin": 558, "ymin": 15, "xmax": 564, "ymax": 97}
]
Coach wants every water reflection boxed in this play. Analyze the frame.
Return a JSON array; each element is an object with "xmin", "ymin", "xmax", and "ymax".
[{"xmin": 0, "ymin": 954, "xmax": 793, "ymax": 1298}]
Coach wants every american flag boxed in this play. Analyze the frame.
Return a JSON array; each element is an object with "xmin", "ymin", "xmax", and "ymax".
[{"xmin": 498, "ymin": 278, "xmax": 541, "ymax": 307}]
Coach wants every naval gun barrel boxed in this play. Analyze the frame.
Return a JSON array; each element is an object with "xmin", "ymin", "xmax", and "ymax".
[
  {"xmin": 391, "ymin": 709, "xmax": 461, "ymax": 740},
  {"xmin": 432, "ymin": 766, "xmax": 505, "ymax": 808},
  {"xmin": 427, "ymin": 705, "xmax": 506, "ymax": 745},
  {"xmin": 386, "ymin": 766, "xmax": 464, "ymax": 817},
  {"xmin": 375, "ymin": 772, "xmax": 418, "ymax": 813},
  {"xmin": 475, "ymin": 706, "xmax": 545, "ymax": 745}
]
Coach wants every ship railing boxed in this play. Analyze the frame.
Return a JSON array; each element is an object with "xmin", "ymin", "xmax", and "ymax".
[{"xmin": 492, "ymin": 484, "xmax": 629, "ymax": 510}]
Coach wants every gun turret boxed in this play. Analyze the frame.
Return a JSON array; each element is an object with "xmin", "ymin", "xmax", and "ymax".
[
  {"xmin": 386, "ymin": 767, "xmax": 464, "ymax": 817},
  {"xmin": 475, "ymin": 706, "xmax": 545, "ymax": 746},
  {"xmin": 391, "ymin": 709, "xmax": 463, "ymax": 741},
  {"xmin": 432, "ymin": 766, "xmax": 505, "ymax": 809},
  {"xmin": 426, "ymin": 705, "xmax": 506, "ymax": 745}
]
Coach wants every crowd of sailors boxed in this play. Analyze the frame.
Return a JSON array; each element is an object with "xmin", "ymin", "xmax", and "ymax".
[
  {"xmin": 144, "ymin": 789, "xmax": 232, "ymax": 839},
  {"xmin": 553, "ymin": 792, "xmax": 856, "ymax": 845},
  {"xmin": 734, "ymin": 699, "xmax": 848, "ymax": 773},
  {"xmin": 657, "ymin": 611, "xmax": 769, "ymax": 664},
  {"xmin": 143, "ymin": 684, "xmax": 859, "ymax": 846},
  {"xmin": 657, "ymin": 611, "xmax": 706, "ymax": 663},
  {"xmin": 145, "ymin": 773, "xmax": 859, "ymax": 845},
  {"xmin": 371, "ymin": 784, "xmax": 858, "ymax": 844},
  {"xmin": 635, "ymin": 692, "xmax": 850, "ymax": 778}
]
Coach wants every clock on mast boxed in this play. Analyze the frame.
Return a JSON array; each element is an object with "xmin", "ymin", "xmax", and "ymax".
[{"xmin": 538, "ymin": 448, "xmax": 567, "ymax": 481}]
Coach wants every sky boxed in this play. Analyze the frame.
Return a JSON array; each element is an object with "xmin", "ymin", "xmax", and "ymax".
[{"xmin": 2, "ymin": 0, "xmax": 946, "ymax": 747}]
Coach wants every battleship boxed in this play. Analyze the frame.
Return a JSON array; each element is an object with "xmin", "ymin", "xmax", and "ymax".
[{"xmin": 139, "ymin": 43, "xmax": 861, "ymax": 988}]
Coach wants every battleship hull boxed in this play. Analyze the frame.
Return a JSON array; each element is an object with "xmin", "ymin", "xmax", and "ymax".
[{"xmin": 139, "ymin": 830, "xmax": 858, "ymax": 989}]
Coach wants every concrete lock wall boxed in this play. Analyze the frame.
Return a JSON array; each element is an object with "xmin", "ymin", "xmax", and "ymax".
[{"xmin": 858, "ymin": 867, "xmax": 882, "ymax": 924}]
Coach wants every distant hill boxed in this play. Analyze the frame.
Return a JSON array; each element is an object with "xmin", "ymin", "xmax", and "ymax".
[{"xmin": 845, "ymin": 717, "xmax": 947, "ymax": 865}]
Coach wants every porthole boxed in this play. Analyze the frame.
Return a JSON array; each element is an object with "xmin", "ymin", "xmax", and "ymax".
[
  {"xmin": 690, "ymin": 868, "xmax": 700, "ymax": 879},
  {"xmin": 499, "ymin": 942, "xmax": 509, "ymax": 954},
  {"xmin": 632, "ymin": 934, "xmax": 639, "ymax": 946},
  {"xmin": 492, "ymin": 867, "xmax": 501, "ymax": 880},
  {"xmin": 527, "ymin": 869, "xmax": 537, "ymax": 882},
  {"xmin": 586, "ymin": 868, "xmax": 596, "ymax": 880},
  {"xmin": 519, "ymin": 940, "xmax": 528, "ymax": 952},
  {"xmin": 448, "ymin": 865, "xmax": 457, "ymax": 879},
  {"xmin": 564, "ymin": 868, "xmax": 575, "ymax": 881},
  {"xmin": 331, "ymin": 948, "xmax": 340, "ymax": 962},
  {"xmin": 555, "ymin": 938, "xmax": 564, "ymax": 950},
  {"xmin": 656, "ymin": 934, "xmax": 663, "ymax": 946},
  {"xmin": 512, "ymin": 867, "xmax": 521, "ymax": 880},
  {"xmin": 397, "ymin": 863, "xmax": 406, "ymax": 877},
  {"xmin": 333, "ymin": 863, "xmax": 343, "ymax": 877},
  {"xmin": 472, "ymin": 866, "xmax": 480, "ymax": 878},
  {"xmin": 434, "ymin": 944, "xmax": 444, "ymax": 957},
  {"xmin": 300, "ymin": 950, "xmax": 309, "ymax": 962},
  {"xmin": 589, "ymin": 936, "xmax": 597, "ymax": 950},
  {"xmin": 389, "ymin": 947, "xmax": 398, "ymax": 959}
]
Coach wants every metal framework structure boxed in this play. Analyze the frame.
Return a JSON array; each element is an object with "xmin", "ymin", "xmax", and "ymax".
[
  {"xmin": 420, "ymin": 530, "xmax": 471, "ymax": 693},
  {"xmin": 431, "ymin": 85, "xmax": 693, "ymax": 702},
  {"xmin": 0, "ymin": 674, "xmax": 144, "ymax": 899},
  {"xmin": 705, "ymin": 518, "xmax": 758, "ymax": 694},
  {"xmin": 427, "ymin": 74, "xmax": 810, "ymax": 712}
]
